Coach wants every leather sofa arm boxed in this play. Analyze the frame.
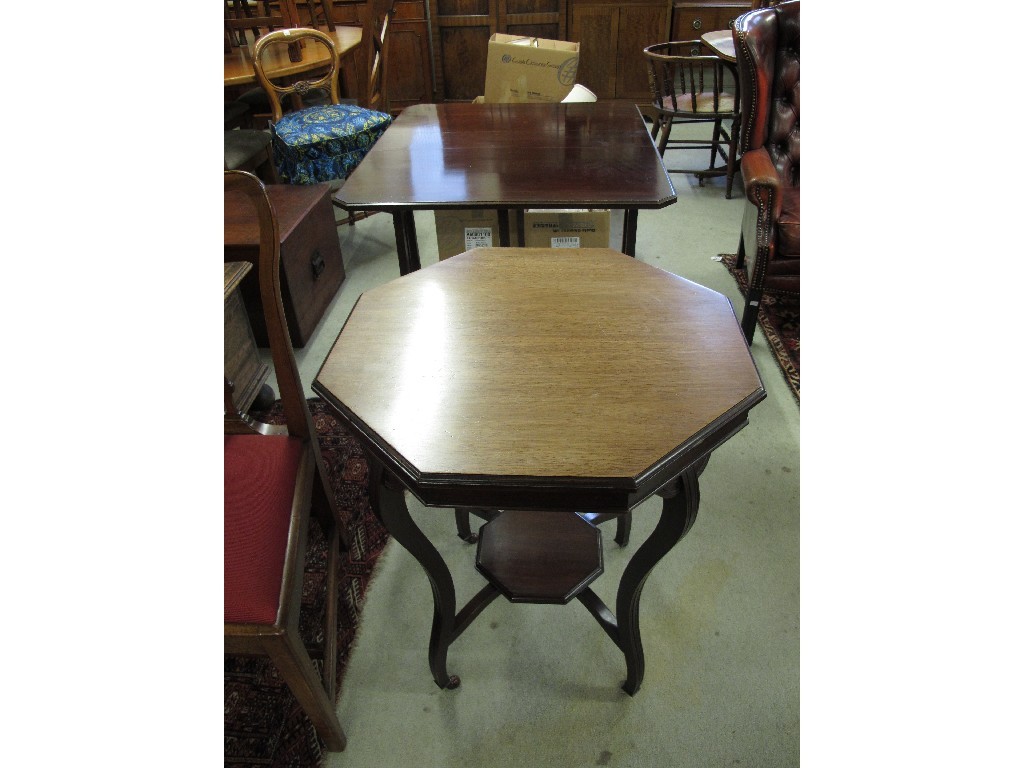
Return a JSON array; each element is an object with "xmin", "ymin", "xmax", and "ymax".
[{"xmin": 740, "ymin": 147, "xmax": 783, "ymax": 219}]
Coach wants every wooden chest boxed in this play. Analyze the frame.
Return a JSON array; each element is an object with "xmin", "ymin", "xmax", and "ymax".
[{"xmin": 224, "ymin": 183, "xmax": 345, "ymax": 347}]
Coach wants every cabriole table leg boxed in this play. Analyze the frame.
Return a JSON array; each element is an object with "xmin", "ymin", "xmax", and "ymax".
[
  {"xmin": 368, "ymin": 459, "xmax": 460, "ymax": 689},
  {"xmin": 617, "ymin": 458, "xmax": 708, "ymax": 695}
]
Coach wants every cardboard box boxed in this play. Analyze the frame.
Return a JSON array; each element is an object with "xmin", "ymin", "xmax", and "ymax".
[
  {"xmin": 435, "ymin": 209, "xmax": 522, "ymax": 260},
  {"xmin": 483, "ymin": 34, "xmax": 580, "ymax": 104},
  {"xmin": 523, "ymin": 210, "xmax": 611, "ymax": 249}
]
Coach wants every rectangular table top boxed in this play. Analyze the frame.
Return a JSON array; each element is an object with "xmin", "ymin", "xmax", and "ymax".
[{"xmin": 333, "ymin": 102, "xmax": 677, "ymax": 212}]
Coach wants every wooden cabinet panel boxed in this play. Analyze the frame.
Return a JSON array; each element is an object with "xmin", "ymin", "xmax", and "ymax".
[
  {"xmin": 569, "ymin": 0, "xmax": 667, "ymax": 102},
  {"xmin": 615, "ymin": 4, "xmax": 669, "ymax": 100},
  {"xmin": 389, "ymin": 0, "xmax": 433, "ymax": 110},
  {"xmin": 572, "ymin": 5, "xmax": 618, "ymax": 98}
]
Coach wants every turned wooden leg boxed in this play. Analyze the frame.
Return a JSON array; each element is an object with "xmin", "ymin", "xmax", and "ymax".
[
  {"xmin": 617, "ymin": 457, "xmax": 708, "ymax": 695},
  {"xmin": 368, "ymin": 458, "xmax": 460, "ymax": 689}
]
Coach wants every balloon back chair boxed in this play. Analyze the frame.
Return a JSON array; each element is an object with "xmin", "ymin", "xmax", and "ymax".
[
  {"xmin": 223, "ymin": 170, "xmax": 347, "ymax": 752},
  {"xmin": 252, "ymin": 2, "xmax": 396, "ymax": 225}
]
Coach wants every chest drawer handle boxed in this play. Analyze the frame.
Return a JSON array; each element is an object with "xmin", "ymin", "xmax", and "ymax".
[
  {"xmin": 311, "ymin": 249, "xmax": 325, "ymax": 279},
  {"xmin": 692, "ymin": 18, "xmax": 702, "ymax": 30}
]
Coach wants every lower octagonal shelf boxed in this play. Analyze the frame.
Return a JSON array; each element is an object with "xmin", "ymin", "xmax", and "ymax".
[{"xmin": 475, "ymin": 511, "xmax": 605, "ymax": 604}]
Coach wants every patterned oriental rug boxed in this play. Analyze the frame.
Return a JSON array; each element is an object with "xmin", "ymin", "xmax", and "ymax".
[
  {"xmin": 225, "ymin": 399, "xmax": 390, "ymax": 767},
  {"xmin": 720, "ymin": 254, "xmax": 800, "ymax": 402}
]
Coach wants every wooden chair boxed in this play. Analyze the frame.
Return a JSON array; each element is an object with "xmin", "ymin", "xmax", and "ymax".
[
  {"xmin": 361, "ymin": 0, "xmax": 394, "ymax": 115},
  {"xmin": 224, "ymin": 129, "xmax": 280, "ymax": 183},
  {"xmin": 643, "ymin": 40, "xmax": 740, "ymax": 196},
  {"xmin": 732, "ymin": 0, "xmax": 800, "ymax": 344},
  {"xmin": 252, "ymin": 6, "xmax": 396, "ymax": 226},
  {"xmin": 223, "ymin": 169, "xmax": 347, "ymax": 752},
  {"xmin": 225, "ymin": 0, "xmax": 291, "ymax": 53}
]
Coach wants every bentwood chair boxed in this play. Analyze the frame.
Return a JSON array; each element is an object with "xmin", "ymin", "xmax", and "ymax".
[
  {"xmin": 732, "ymin": 0, "xmax": 800, "ymax": 344},
  {"xmin": 224, "ymin": 170, "xmax": 347, "ymax": 752},
  {"xmin": 643, "ymin": 40, "xmax": 740, "ymax": 196},
  {"xmin": 252, "ymin": 1, "xmax": 396, "ymax": 225}
]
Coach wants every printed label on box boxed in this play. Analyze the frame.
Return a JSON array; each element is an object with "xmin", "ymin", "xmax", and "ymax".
[
  {"xmin": 523, "ymin": 210, "xmax": 611, "ymax": 249},
  {"xmin": 465, "ymin": 227, "xmax": 493, "ymax": 249}
]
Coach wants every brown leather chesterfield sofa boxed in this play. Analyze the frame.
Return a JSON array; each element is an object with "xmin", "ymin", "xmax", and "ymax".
[{"xmin": 733, "ymin": 0, "xmax": 800, "ymax": 345}]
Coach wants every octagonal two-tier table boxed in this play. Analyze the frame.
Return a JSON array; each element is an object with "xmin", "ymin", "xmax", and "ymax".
[{"xmin": 312, "ymin": 248, "xmax": 765, "ymax": 695}]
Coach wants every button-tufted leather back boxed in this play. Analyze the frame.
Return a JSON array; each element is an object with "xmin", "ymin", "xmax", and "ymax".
[{"xmin": 734, "ymin": 0, "xmax": 800, "ymax": 187}]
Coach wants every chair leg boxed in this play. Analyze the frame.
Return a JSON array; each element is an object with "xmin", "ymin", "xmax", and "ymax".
[
  {"xmin": 656, "ymin": 118, "xmax": 672, "ymax": 156},
  {"xmin": 265, "ymin": 630, "xmax": 347, "ymax": 751},
  {"xmin": 725, "ymin": 115, "xmax": 739, "ymax": 200},
  {"xmin": 736, "ymin": 230, "xmax": 747, "ymax": 269},
  {"xmin": 709, "ymin": 117, "xmax": 723, "ymax": 171}
]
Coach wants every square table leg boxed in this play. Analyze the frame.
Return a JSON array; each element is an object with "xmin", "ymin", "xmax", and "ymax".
[
  {"xmin": 392, "ymin": 209, "xmax": 422, "ymax": 275},
  {"xmin": 622, "ymin": 208, "xmax": 639, "ymax": 256}
]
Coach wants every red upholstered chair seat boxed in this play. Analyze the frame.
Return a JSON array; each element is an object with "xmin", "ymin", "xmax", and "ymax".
[{"xmin": 224, "ymin": 434, "xmax": 304, "ymax": 625}]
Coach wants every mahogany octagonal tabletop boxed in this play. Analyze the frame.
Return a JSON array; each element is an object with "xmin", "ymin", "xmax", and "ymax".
[{"xmin": 313, "ymin": 248, "xmax": 765, "ymax": 510}]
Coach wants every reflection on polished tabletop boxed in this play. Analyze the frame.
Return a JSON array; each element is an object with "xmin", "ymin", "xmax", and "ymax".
[
  {"xmin": 317, "ymin": 249, "xmax": 760, "ymax": 483},
  {"xmin": 313, "ymin": 248, "xmax": 765, "ymax": 695}
]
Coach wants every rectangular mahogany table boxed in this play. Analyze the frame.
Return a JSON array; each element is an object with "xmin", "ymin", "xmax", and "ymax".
[{"xmin": 332, "ymin": 102, "xmax": 678, "ymax": 274}]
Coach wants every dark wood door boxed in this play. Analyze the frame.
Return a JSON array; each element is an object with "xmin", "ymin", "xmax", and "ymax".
[
  {"xmin": 570, "ymin": 0, "xmax": 668, "ymax": 101},
  {"xmin": 389, "ymin": 0, "xmax": 433, "ymax": 111}
]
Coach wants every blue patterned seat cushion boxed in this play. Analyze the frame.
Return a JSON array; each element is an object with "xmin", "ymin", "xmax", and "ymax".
[{"xmin": 271, "ymin": 104, "xmax": 392, "ymax": 185}]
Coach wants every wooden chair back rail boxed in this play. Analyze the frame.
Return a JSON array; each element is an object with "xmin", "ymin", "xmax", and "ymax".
[
  {"xmin": 254, "ymin": 27, "xmax": 343, "ymax": 122},
  {"xmin": 290, "ymin": 0, "xmax": 337, "ymax": 30},
  {"xmin": 363, "ymin": 0, "xmax": 396, "ymax": 113},
  {"xmin": 226, "ymin": 0, "xmax": 300, "ymax": 59}
]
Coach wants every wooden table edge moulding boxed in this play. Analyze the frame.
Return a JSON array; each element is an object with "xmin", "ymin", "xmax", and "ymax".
[{"xmin": 312, "ymin": 248, "xmax": 765, "ymax": 696}]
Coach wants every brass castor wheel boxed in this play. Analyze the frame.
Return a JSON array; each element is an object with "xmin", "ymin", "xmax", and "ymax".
[{"xmin": 446, "ymin": 675, "xmax": 461, "ymax": 689}]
